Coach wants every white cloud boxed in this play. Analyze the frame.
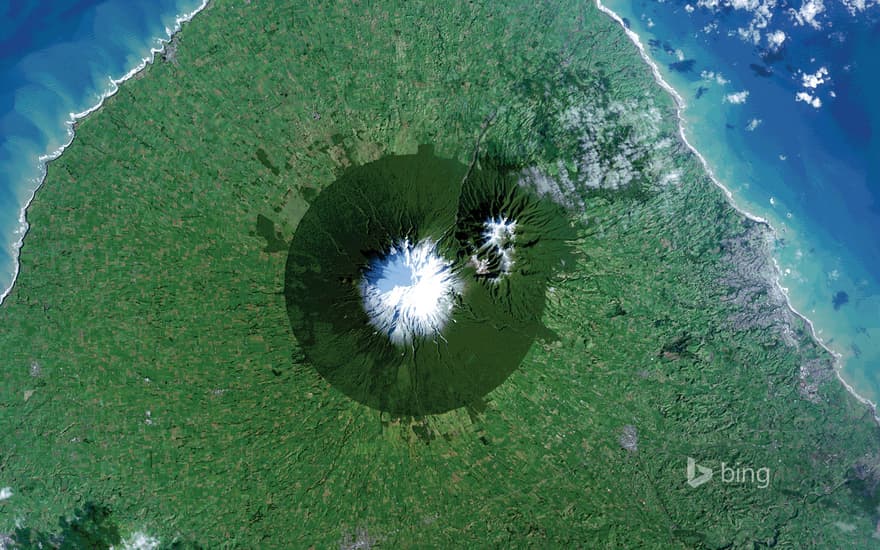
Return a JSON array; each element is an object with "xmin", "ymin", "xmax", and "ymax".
[
  {"xmin": 115, "ymin": 532, "xmax": 161, "ymax": 550},
  {"xmin": 0, "ymin": 488, "xmax": 11, "ymax": 501},
  {"xmin": 695, "ymin": 0, "xmax": 781, "ymax": 45},
  {"xmin": 801, "ymin": 66, "xmax": 829, "ymax": 88},
  {"xmin": 793, "ymin": 68, "xmax": 829, "ymax": 108},
  {"xmin": 700, "ymin": 70, "xmax": 729, "ymax": 85},
  {"xmin": 839, "ymin": 0, "xmax": 877, "ymax": 13},
  {"xmin": 746, "ymin": 118, "xmax": 763, "ymax": 131},
  {"xmin": 728, "ymin": 0, "xmax": 761, "ymax": 8},
  {"xmin": 684, "ymin": 0, "xmax": 875, "ymax": 54},
  {"xmin": 790, "ymin": 0, "xmax": 826, "ymax": 28},
  {"xmin": 554, "ymin": 97, "xmax": 675, "ymax": 193},
  {"xmin": 738, "ymin": 26, "xmax": 762, "ymax": 44},
  {"xmin": 796, "ymin": 91, "xmax": 823, "ymax": 108},
  {"xmin": 660, "ymin": 171, "xmax": 682, "ymax": 186},
  {"xmin": 724, "ymin": 90, "xmax": 750, "ymax": 104},
  {"xmin": 766, "ymin": 29, "xmax": 786, "ymax": 49}
]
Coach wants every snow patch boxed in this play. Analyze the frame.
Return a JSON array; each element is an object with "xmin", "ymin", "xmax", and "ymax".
[{"xmin": 360, "ymin": 239, "xmax": 462, "ymax": 345}]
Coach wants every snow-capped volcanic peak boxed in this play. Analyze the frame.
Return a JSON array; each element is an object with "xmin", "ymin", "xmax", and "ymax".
[
  {"xmin": 360, "ymin": 238, "xmax": 462, "ymax": 345},
  {"xmin": 470, "ymin": 216, "xmax": 517, "ymax": 281}
]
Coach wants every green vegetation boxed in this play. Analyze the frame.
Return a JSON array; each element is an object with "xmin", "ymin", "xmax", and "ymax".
[
  {"xmin": 1, "ymin": 0, "xmax": 879, "ymax": 547},
  {"xmin": 11, "ymin": 502, "xmax": 120, "ymax": 549},
  {"xmin": 285, "ymin": 145, "xmax": 572, "ymax": 415},
  {"xmin": 7, "ymin": 502, "xmax": 200, "ymax": 549}
]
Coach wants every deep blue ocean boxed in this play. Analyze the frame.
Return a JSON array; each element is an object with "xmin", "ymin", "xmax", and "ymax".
[
  {"xmin": 0, "ymin": 0, "xmax": 204, "ymax": 298},
  {"xmin": 602, "ymin": 0, "xmax": 880, "ymax": 404}
]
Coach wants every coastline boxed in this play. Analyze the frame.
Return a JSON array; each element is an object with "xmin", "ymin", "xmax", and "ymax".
[
  {"xmin": 0, "ymin": 0, "xmax": 871, "ymax": 420},
  {"xmin": 593, "ymin": 0, "xmax": 880, "ymax": 423},
  {"xmin": 2, "ymin": 1, "xmax": 878, "ymax": 543},
  {"xmin": 0, "ymin": 0, "xmax": 210, "ymax": 305}
]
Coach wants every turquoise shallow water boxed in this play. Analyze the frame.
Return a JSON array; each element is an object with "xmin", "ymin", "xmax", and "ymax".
[
  {"xmin": 0, "ymin": 0, "xmax": 205, "ymax": 300},
  {"xmin": 602, "ymin": 0, "xmax": 880, "ymax": 404}
]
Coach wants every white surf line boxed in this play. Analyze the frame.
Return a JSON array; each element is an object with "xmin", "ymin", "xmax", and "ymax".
[
  {"xmin": 0, "ymin": 0, "xmax": 210, "ymax": 306},
  {"xmin": 595, "ymin": 0, "xmax": 880, "ymax": 423}
]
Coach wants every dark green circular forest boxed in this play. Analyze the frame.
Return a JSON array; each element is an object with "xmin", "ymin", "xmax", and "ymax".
[{"xmin": 284, "ymin": 145, "xmax": 575, "ymax": 415}]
